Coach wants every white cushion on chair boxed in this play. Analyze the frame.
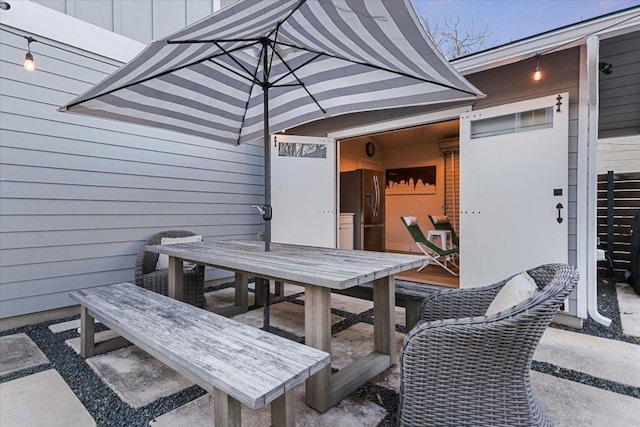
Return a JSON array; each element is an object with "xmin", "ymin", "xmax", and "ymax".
[
  {"xmin": 429, "ymin": 214, "xmax": 450, "ymax": 224},
  {"xmin": 155, "ymin": 235, "xmax": 203, "ymax": 270},
  {"xmin": 485, "ymin": 271, "xmax": 537, "ymax": 315},
  {"xmin": 402, "ymin": 216, "xmax": 419, "ymax": 226}
]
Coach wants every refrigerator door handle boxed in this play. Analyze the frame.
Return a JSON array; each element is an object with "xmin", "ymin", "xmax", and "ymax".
[{"xmin": 372, "ymin": 174, "xmax": 379, "ymax": 218}]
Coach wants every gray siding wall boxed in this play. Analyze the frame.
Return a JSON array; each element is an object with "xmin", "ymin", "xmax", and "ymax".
[
  {"xmin": 599, "ymin": 31, "xmax": 640, "ymax": 138},
  {"xmin": 0, "ymin": 29, "xmax": 263, "ymax": 319},
  {"xmin": 31, "ymin": 0, "xmax": 219, "ymax": 44}
]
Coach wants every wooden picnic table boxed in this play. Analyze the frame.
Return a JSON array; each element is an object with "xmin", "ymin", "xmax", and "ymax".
[{"xmin": 145, "ymin": 239, "xmax": 428, "ymax": 413}]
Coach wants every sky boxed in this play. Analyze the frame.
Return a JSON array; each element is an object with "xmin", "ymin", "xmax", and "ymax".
[{"xmin": 410, "ymin": 0, "xmax": 640, "ymax": 50}]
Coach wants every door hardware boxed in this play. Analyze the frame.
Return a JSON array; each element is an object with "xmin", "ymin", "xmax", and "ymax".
[{"xmin": 556, "ymin": 203, "xmax": 564, "ymax": 224}]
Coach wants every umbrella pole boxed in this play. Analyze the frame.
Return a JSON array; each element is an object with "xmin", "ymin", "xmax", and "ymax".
[{"xmin": 262, "ymin": 38, "xmax": 271, "ymax": 331}]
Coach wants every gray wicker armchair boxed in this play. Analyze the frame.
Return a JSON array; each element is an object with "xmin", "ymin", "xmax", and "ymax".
[
  {"xmin": 134, "ymin": 230, "xmax": 205, "ymax": 307},
  {"xmin": 399, "ymin": 263, "xmax": 579, "ymax": 427}
]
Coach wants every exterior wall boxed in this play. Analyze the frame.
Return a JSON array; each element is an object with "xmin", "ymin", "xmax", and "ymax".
[
  {"xmin": 464, "ymin": 48, "xmax": 581, "ymax": 314},
  {"xmin": 599, "ymin": 31, "xmax": 640, "ymax": 138},
  {"xmin": 0, "ymin": 5, "xmax": 262, "ymax": 319},
  {"xmin": 31, "ymin": 0, "xmax": 221, "ymax": 44}
]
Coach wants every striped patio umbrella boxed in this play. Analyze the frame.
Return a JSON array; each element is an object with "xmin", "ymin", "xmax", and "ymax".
[{"xmin": 60, "ymin": 0, "xmax": 484, "ymax": 252}]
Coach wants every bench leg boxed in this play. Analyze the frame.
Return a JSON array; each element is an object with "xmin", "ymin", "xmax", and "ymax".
[
  {"xmin": 275, "ymin": 281, "xmax": 285, "ymax": 298},
  {"xmin": 80, "ymin": 305, "xmax": 95, "ymax": 358},
  {"xmin": 404, "ymin": 299, "xmax": 421, "ymax": 332},
  {"xmin": 271, "ymin": 388, "xmax": 295, "ymax": 427},
  {"xmin": 213, "ymin": 388, "xmax": 241, "ymax": 427}
]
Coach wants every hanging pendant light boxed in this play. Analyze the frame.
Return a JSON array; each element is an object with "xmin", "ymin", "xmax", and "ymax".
[
  {"xmin": 533, "ymin": 54, "xmax": 542, "ymax": 81},
  {"xmin": 24, "ymin": 37, "xmax": 36, "ymax": 72}
]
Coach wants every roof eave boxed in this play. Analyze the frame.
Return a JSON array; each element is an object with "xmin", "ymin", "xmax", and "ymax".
[{"xmin": 452, "ymin": 6, "xmax": 640, "ymax": 76}]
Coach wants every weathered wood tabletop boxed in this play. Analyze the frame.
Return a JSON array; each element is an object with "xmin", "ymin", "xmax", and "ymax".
[
  {"xmin": 145, "ymin": 239, "xmax": 428, "ymax": 290},
  {"xmin": 145, "ymin": 239, "xmax": 429, "ymax": 413}
]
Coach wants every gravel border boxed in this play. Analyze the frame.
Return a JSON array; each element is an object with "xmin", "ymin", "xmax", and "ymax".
[{"xmin": 1, "ymin": 277, "xmax": 637, "ymax": 427}]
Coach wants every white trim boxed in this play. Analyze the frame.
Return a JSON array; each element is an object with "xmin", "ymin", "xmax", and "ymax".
[
  {"xmin": 452, "ymin": 7, "xmax": 640, "ymax": 75},
  {"xmin": 0, "ymin": 0, "xmax": 144, "ymax": 63},
  {"xmin": 575, "ymin": 43, "xmax": 590, "ymax": 320},
  {"xmin": 327, "ymin": 106, "xmax": 472, "ymax": 140},
  {"xmin": 585, "ymin": 36, "xmax": 612, "ymax": 326}
]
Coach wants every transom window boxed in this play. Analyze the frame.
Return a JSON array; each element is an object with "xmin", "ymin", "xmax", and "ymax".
[{"xmin": 470, "ymin": 107, "xmax": 553, "ymax": 139}]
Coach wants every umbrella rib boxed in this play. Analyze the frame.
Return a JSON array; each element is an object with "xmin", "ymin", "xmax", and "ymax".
[
  {"xmin": 64, "ymin": 41, "xmax": 261, "ymax": 110},
  {"xmin": 269, "ymin": 51, "xmax": 322, "ymax": 86},
  {"xmin": 212, "ymin": 40, "xmax": 259, "ymax": 83},
  {"xmin": 207, "ymin": 57, "xmax": 259, "ymax": 85},
  {"xmin": 235, "ymin": 41, "xmax": 267, "ymax": 145},
  {"xmin": 266, "ymin": 0, "xmax": 308, "ymax": 40},
  {"xmin": 269, "ymin": 42, "xmax": 326, "ymax": 114},
  {"xmin": 274, "ymin": 41, "xmax": 480, "ymax": 97}
]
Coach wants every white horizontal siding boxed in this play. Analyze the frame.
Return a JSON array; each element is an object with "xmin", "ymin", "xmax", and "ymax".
[
  {"xmin": 32, "ymin": 0, "xmax": 220, "ymax": 44},
  {"xmin": 0, "ymin": 27, "xmax": 262, "ymax": 318}
]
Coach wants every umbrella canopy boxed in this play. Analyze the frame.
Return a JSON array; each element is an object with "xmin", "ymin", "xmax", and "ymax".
[{"xmin": 60, "ymin": 0, "xmax": 484, "ymax": 250}]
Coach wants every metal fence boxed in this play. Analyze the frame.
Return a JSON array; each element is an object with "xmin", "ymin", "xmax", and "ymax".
[{"xmin": 597, "ymin": 171, "xmax": 640, "ymax": 278}]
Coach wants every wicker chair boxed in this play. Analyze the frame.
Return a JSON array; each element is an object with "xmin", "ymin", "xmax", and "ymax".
[
  {"xmin": 398, "ymin": 263, "xmax": 579, "ymax": 427},
  {"xmin": 134, "ymin": 230, "xmax": 205, "ymax": 308}
]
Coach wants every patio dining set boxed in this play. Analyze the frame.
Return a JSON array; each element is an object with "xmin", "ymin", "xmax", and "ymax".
[{"xmin": 71, "ymin": 229, "xmax": 578, "ymax": 426}]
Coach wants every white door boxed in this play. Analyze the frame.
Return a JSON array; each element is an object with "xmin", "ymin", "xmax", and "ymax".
[
  {"xmin": 271, "ymin": 134, "xmax": 336, "ymax": 248},
  {"xmin": 459, "ymin": 93, "xmax": 569, "ymax": 287}
]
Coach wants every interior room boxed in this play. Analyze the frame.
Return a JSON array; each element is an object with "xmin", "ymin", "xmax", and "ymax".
[{"xmin": 338, "ymin": 120, "xmax": 460, "ymax": 287}]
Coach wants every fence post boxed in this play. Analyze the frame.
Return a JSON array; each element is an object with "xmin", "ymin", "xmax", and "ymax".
[{"xmin": 607, "ymin": 170, "xmax": 614, "ymax": 277}]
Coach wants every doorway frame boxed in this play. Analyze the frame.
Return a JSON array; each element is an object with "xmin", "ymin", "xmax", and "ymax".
[{"xmin": 330, "ymin": 106, "xmax": 473, "ymax": 242}]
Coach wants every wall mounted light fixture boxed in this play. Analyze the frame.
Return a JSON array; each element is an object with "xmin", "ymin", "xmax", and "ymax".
[
  {"xmin": 533, "ymin": 54, "xmax": 542, "ymax": 81},
  {"xmin": 599, "ymin": 62, "xmax": 613, "ymax": 75},
  {"xmin": 24, "ymin": 36, "xmax": 36, "ymax": 72}
]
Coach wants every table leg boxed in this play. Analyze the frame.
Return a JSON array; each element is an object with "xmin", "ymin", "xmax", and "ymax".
[
  {"xmin": 373, "ymin": 276, "xmax": 396, "ymax": 364},
  {"xmin": 304, "ymin": 284, "xmax": 332, "ymax": 413},
  {"xmin": 168, "ymin": 256, "xmax": 184, "ymax": 301},
  {"xmin": 234, "ymin": 272, "xmax": 249, "ymax": 312}
]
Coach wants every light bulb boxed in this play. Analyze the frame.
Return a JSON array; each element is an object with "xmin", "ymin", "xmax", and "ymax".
[
  {"xmin": 24, "ymin": 51, "xmax": 35, "ymax": 72},
  {"xmin": 533, "ymin": 67, "xmax": 542, "ymax": 81}
]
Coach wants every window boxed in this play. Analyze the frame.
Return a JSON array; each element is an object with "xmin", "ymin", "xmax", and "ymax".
[
  {"xmin": 278, "ymin": 142, "xmax": 326, "ymax": 158},
  {"xmin": 470, "ymin": 107, "xmax": 553, "ymax": 139}
]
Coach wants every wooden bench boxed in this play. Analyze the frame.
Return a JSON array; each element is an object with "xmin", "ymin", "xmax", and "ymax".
[
  {"xmin": 333, "ymin": 281, "xmax": 437, "ymax": 331},
  {"xmin": 69, "ymin": 282, "xmax": 330, "ymax": 427}
]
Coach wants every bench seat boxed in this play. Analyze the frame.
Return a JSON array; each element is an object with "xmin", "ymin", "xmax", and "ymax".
[{"xmin": 69, "ymin": 282, "xmax": 330, "ymax": 427}]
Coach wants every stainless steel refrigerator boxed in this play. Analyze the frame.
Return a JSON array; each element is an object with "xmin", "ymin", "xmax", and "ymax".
[{"xmin": 340, "ymin": 169, "xmax": 385, "ymax": 251}]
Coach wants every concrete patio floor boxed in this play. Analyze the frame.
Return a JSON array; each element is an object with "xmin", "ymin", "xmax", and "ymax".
[{"xmin": 1, "ymin": 281, "xmax": 638, "ymax": 426}]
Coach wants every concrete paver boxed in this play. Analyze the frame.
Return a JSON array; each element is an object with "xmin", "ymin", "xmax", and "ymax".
[
  {"xmin": 0, "ymin": 333, "xmax": 49, "ymax": 376},
  {"xmin": 617, "ymin": 282, "xmax": 640, "ymax": 339},
  {"xmin": 65, "ymin": 330, "xmax": 121, "ymax": 354},
  {"xmin": 48, "ymin": 318, "xmax": 99, "ymax": 334},
  {"xmin": 534, "ymin": 327, "xmax": 640, "ymax": 388},
  {"xmin": 87, "ymin": 345, "xmax": 193, "ymax": 408},
  {"xmin": 149, "ymin": 382, "xmax": 386, "ymax": 427},
  {"xmin": 0, "ymin": 369, "xmax": 95, "ymax": 427},
  {"xmin": 533, "ymin": 371, "xmax": 640, "ymax": 427}
]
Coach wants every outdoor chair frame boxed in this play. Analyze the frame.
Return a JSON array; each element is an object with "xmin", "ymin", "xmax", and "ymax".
[
  {"xmin": 398, "ymin": 263, "xmax": 579, "ymax": 427},
  {"xmin": 134, "ymin": 230, "xmax": 205, "ymax": 307},
  {"xmin": 401, "ymin": 216, "xmax": 459, "ymax": 276}
]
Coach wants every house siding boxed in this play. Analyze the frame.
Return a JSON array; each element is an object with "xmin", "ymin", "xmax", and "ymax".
[
  {"xmin": 598, "ymin": 30, "xmax": 640, "ymax": 138},
  {"xmin": 31, "ymin": 0, "xmax": 219, "ymax": 44},
  {"xmin": 0, "ymin": 29, "xmax": 263, "ymax": 319}
]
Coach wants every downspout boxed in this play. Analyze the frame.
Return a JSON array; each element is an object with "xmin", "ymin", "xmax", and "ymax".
[{"xmin": 586, "ymin": 36, "xmax": 612, "ymax": 326}]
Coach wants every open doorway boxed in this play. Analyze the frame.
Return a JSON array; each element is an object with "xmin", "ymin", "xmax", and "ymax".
[{"xmin": 338, "ymin": 119, "xmax": 460, "ymax": 288}]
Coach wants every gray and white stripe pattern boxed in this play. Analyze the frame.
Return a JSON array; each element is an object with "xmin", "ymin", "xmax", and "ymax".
[{"xmin": 61, "ymin": 0, "xmax": 483, "ymax": 145}]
